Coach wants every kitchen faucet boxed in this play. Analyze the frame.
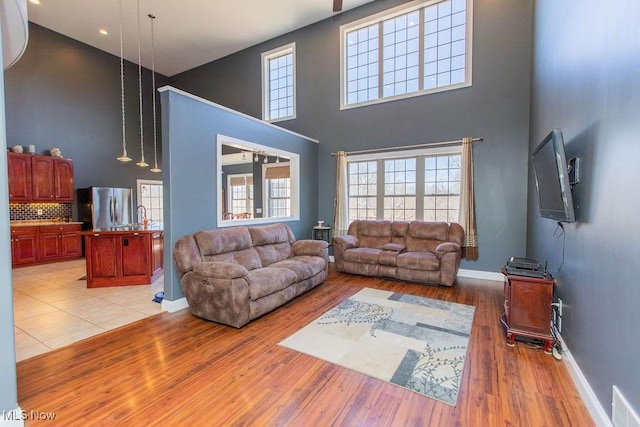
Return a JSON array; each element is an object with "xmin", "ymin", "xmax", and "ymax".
[{"xmin": 136, "ymin": 205, "xmax": 148, "ymax": 228}]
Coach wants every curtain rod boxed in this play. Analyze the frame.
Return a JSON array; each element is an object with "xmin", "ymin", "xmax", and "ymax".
[{"xmin": 331, "ymin": 136, "xmax": 484, "ymax": 156}]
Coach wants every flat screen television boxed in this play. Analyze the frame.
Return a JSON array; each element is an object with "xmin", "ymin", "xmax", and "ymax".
[{"xmin": 532, "ymin": 129, "xmax": 575, "ymax": 223}]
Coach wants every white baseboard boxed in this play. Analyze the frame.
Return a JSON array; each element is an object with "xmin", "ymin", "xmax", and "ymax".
[
  {"xmin": 0, "ymin": 407, "xmax": 25, "ymax": 426},
  {"xmin": 457, "ymin": 268, "xmax": 503, "ymax": 282},
  {"xmin": 162, "ymin": 297, "xmax": 188, "ymax": 313},
  {"xmin": 557, "ymin": 334, "xmax": 612, "ymax": 427}
]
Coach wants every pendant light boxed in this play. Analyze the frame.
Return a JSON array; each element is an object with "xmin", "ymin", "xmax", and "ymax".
[
  {"xmin": 116, "ymin": 0, "xmax": 131, "ymax": 162},
  {"xmin": 148, "ymin": 14, "xmax": 161, "ymax": 173},
  {"xmin": 136, "ymin": 0, "xmax": 148, "ymax": 168}
]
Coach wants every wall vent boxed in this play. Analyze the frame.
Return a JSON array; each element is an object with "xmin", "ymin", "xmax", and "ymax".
[{"xmin": 613, "ymin": 386, "xmax": 640, "ymax": 427}]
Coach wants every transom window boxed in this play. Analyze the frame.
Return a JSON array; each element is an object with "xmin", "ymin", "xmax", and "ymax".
[
  {"xmin": 341, "ymin": 0, "xmax": 472, "ymax": 109},
  {"xmin": 262, "ymin": 43, "xmax": 296, "ymax": 122},
  {"xmin": 347, "ymin": 147, "xmax": 461, "ymax": 223}
]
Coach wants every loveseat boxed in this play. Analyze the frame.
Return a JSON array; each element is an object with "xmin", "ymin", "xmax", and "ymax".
[
  {"xmin": 173, "ymin": 223, "xmax": 328, "ymax": 327},
  {"xmin": 333, "ymin": 220, "xmax": 464, "ymax": 287}
]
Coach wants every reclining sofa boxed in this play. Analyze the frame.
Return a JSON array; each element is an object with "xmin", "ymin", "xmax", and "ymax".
[
  {"xmin": 173, "ymin": 223, "xmax": 328, "ymax": 327},
  {"xmin": 333, "ymin": 220, "xmax": 464, "ymax": 287}
]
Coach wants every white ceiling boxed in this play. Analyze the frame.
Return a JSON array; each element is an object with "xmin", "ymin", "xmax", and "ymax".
[{"xmin": 27, "ymin": 0, "xmax": 374, "ymax": 77}]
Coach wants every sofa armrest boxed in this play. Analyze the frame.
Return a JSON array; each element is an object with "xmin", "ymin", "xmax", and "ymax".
[
  {"xmin": 332, "ymin": 234, "xmax": 359, "ymax": 251},
  {"xmin": 192, "ymin": 261, "xmax": 249, "ymax": 279},
  {"xmin": 435, "ymin": 242, "xmax": 461, "ymax": 259},
  {"xmin": 292, "ymin": 239, "xmax": 329, "ymax": 257}
]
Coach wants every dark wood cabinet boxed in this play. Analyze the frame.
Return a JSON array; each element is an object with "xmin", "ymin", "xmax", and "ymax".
[
  {"xmin": 10, "ymin": 226, "xmax": 39, "ymax": 265},
  {"xmin": 6, "ymin": 153, "xmax": 74, "ymax": 202},
  {"xmin": 38, "ymin": 224, "xmax": 82, "ymax": 261},
  {"xmin": 501, "ymin": 268, "xmax": 556, "ymax": 353},
  {"xmin": 84, "ymin": 229, "xmax": 163, "ymax": 288},
  {"xmin": 11, "ymin": 224, "xmax": 83, "ymax": 266},
  {"xmin": 7, "ymin": 153, "xmax": 32, "ymax": 202}
]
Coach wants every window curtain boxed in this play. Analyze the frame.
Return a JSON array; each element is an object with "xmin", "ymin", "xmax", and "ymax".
[
  {"xmin": 333, "ymin": 151, "xmax": 349, "ymax": 237},
  {"xmin": 459, "ymin": 137, "xmax": 478, "ymax": 260}
]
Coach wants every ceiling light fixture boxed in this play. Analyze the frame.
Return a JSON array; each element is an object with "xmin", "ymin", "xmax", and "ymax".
[
  {"xmin": 148, "ymin": 14, "xmax": 161, "ymax": 173},
  {"xmin": 28, "ymin": 0, "xmax": 40, "ymax": 5},
  {"xmin": 254, "ymin": 152, "xmax": 259, "ymax": 162},
  {"xmin": 99, "ymin": 29, "xmax": 108, "ymax": 36},
  {"xmin": 116, "ymin": 0, "xmax": 131, "ymax": 162},
  {"xmin": 135, "ymin": 0, "xmax": 148, "ymax": 168}
]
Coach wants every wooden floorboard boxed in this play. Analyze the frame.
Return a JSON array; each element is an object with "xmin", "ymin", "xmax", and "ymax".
[{"xmin": 16, "ymin": 265, "xmax": 594, "ymax": 426}]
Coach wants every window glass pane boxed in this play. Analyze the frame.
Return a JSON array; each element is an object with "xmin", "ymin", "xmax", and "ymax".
[
  {"xmin": 264, "ymin": 47, "xmax": 295, "ymax": 121},
  {"xmin": 345, "ymin": 24, "xmax": 379, "ymax": 104}
]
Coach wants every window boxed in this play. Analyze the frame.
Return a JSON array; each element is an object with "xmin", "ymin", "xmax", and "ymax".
[
  {"xmin": 341, "ymin": 0, "xmax": 472, "ymax": 109},
  {"xmin": 136, "ymin": 179, "xmax": 163, "ymax": 223},
  {"xmin": 227, "ymin": 174, "xmax": 253, "ymax": 215},
  {"xmin": 262, "ymin": 43, "xmax": 296, "ymax": 122},
  {"xmin": 264, "ymin": 164, "xmax": 291, "ymax": 217},
  {"xmin": 347, "ymin": 147, "xmax": 461, "ymax": 223}
]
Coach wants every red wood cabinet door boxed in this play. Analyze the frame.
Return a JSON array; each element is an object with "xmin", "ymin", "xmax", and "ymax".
[
  {"xmin": 39, "ymin": 230, "xmax": 61, "ymax": 260},
  {"xmin": 86, "ymin": 235, "xmax": 120, "ymax": 279},
  {"xmin": 11, "ymin": 227, "xmax": 39, "ymax": 265},
  {"xmin": 509, "ymin": 279, "xmax": 553, "ymax": 336},
  {"xmin": 60, "ymin": 224, "xmax": 82, "ymax": 258},
  {"xmin": 7, "ymin": 153, "xmax": 32, "ymax": 201},
  {"xmin": 54, "ymin": 158, "xmax": 74, "ymax": 201},
  {"xmin": 151, "ymin": 232, "xmax": 164, "ymax": 275},
  {"xmin": 121, "ymin": 234, "xmax": 149, "ymax": 277},
  {"xmin": 31, "ymin": 156, "xmax": 55, "ymax": 201}
]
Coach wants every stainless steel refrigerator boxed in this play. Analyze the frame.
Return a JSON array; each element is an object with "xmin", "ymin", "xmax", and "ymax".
[{"xmin": 77, "ymin": 187, "xmax": 133, "ymax": 230}]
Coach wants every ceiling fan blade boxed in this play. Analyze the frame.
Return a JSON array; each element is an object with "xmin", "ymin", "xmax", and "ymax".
[{"xmin": 333, "ymin": 0, "xmax": 343, "ymax": 12}]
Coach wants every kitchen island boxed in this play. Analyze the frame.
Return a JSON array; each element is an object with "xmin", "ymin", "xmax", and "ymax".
[{"xmin": 82, "ymin": 225, "xmax": 163, "ymax": 288}]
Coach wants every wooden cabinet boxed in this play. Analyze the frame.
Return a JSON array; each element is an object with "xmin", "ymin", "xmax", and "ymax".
[
  {"xmin": 7, "ymin": 153, "xmax": 74, "ymax": 202},
  {"xmin": 7, "ymin": 152, "xmax": 32, "ymax": 202},
  {"xmin": 501, "ymin": 268, "xmax": 556, "ymax": 353},
  {"xmin": 38, "ymin": 224, "xmax": 82, "ymax": 261},
  {"xmin": 10, "ymin": 226, "xmax": 39, "ymax": 265},
  {"xmin": 11, "ymin": 224, "xmax": 82, "ymax": 266},
  {"xmin": 84, "ymin": 230, "xmax": 164, "ymax": 288}
]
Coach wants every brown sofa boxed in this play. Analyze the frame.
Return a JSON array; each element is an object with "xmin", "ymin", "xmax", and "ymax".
[
  {"xmin": 333, "ymin": 220, "xmax": 464, "ymax": 286},
  {"xmin": 173, "ymin": 223, "xmax": 328, "ymax": 327}
]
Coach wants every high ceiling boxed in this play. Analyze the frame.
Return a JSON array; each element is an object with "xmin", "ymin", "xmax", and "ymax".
[{"xmin": 27, "ymin": 0, "xmax": 374, "ymax": 77}]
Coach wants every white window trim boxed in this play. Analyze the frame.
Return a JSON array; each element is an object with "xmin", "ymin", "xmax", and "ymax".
[
  {"xmin": 226, "ymin": 173, "xmax": 253, "ymax": 215},
  {"xmin": 262, "ymin": 42, "xmax": 297, "ymax": 123},
  {"xmin": 339, "ymin": 0, "xmax": 473, "ymax": 110},
  {"xmin": 262, "ymin": 163, "xmax": 292, "ymax": 218},
  {"xmin": 136, "ymin": 179, "xmax": 163, "ymax": 223}
]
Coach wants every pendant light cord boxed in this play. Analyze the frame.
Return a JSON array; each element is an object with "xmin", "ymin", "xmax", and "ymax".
[
  {"xmin": 136, "ymin": 0, "xmax": 147, "ymax": 167},
  {"xmin": 117, "ymin": 0, "xmax": 131, "ymax": 162},
  {"xmin": 149, "ymin": 14, "xmax": 160, "ymax": 172}
]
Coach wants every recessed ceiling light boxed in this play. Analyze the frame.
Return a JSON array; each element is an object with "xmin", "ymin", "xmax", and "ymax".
[
  {"xmin": 29, "ymin": 0, "xmax": 41, "ymax": 4},
  {"xmin": 99, "ymin": 29, "xmax": 108, "ymax": 36}
]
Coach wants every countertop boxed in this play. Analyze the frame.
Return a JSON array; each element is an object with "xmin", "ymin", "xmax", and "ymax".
[
  {"xmin": 82, "ymin": 223, "xmax": 164, "ymax": 234},
  {"xmin": 10, "ymin": 220, "xmax": 84, "ymax": 227}
]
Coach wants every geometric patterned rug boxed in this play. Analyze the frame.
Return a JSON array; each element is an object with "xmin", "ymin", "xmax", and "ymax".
[{"xmin": 279, "ymin": 287, "xmax": 475, "ymax": 405}]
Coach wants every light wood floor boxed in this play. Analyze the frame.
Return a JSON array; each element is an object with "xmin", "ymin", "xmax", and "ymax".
[{"xmin": 17, "ymin": 265, "xmax": 593, "ymax": 426}]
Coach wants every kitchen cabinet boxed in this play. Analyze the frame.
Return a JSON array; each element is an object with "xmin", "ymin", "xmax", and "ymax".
[
  {"xmin": 39, "ymin": 224, "xmax": 82, "ymax": 261},
  {"xmin": 10, "ymin": 226, "xmax": 39, "ymax": 265},
  {"xmin": 7, "ymin": 152, "xmax": 32, "ymax": 202},
  {"xmin": 7, "ymin": 153, "xmax": 74, "ymax": 202},
  {"xmin": 83, "ymin": 228, "xmax": 164, "ymax": 288}
]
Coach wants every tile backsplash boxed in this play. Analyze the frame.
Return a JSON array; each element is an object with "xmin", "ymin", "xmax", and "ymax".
[{"xmin": 10, "ymin": 203, "xmax": 73, "ymax": 221}]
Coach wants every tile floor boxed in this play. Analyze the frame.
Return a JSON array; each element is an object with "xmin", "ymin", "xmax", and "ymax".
[{"xmin": 12, "ymin": 259, "xmax": 164, "ymax": 362}]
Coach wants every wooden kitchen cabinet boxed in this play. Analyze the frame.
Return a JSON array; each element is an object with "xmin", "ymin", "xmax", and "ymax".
[
  {"xmin": 6, "ymin": 153, "xmax": 74, "ymax": 202},
  {"xmin": 501, "ymin": 268, "xmax": 556, "ymax": 353},
  {"xmin": 84, "ymin": 229, "xmax": 163, "ymax": 288},
  {"xmin": 7, "ymin": 152, "xmax": 32, "ymax": 202},
  {"xmin": 39, "ymin": 224, "xmax": 82, "ymax": 261},
  {"xmin": 10, "ymin": 226, "xmax": 39, "ymax": 265}
]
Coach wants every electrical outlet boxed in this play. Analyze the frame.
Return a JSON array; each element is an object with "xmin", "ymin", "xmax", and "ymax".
[{"xmin": 37, "ymin": 209, "xmax": 43, "ymax": 216}]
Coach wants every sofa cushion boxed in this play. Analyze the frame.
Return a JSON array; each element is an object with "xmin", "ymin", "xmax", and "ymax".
[
  {"xmin": 249, "ymin": 223, "xmax": 294, "ymax": 266},
  {"xmin": 195, "ymin": 227, "xmax": 253, "ymax": 255},
  {"xmin": 270, "ymin": 256, "xmax": 327, "ymax": 281},
  {"xmin": 404, "ymin": 221, "xmax": 450, "ymax": 253},
  {"xmin": 246, "ymin": 267, "xmax": 297, "ymax": 300},
  {"xmin": 382, "ymin": 242, "xmax": 406, "ymax": 253},
  {"xmin": 396, "ymin": 251, "xmax": 439, "ymax": 271},
  {"xmin": 353, "ymin": 220, "xmax": 392, "ymax": 249},
  {"xmin": 343, "ymin": 247, "xmax": 381, "ymax": 264}
]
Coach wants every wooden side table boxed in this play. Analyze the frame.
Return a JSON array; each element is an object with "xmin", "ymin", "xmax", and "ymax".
[{"xmin": 500, "ymin": 267, "xmax": 556, "ymax": 353}]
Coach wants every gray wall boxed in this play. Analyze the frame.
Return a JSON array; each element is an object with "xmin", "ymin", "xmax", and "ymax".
[
  {"xmin": 160, "ymin": 88, "xmax": 319, "ymax": 301},
  {"xmin": 172, "ymin": 0, "xmax": 534, "ymax": 272},
  {"xmin": 4, "ymin": 23, "xmax": 170, "ymax": 206},
  {"xmin": 528, "ymin": 0, "xmax": 640, "ymax": 418}
]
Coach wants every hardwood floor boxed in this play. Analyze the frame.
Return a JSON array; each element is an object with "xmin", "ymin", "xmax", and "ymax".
[{"xmin": 17, "ymin": 265, "xmax": 593, "ymax": 426}]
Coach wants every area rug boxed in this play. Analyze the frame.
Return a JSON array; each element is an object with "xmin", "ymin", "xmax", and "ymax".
[{"xmin": 279, "ymin": 287, "xmax": 475, "ymax": 405}]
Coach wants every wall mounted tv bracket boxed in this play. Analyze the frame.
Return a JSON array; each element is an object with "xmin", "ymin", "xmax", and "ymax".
[{"xmin": 568, "ymin": 157, "xmax": 580, "ymax": 186}]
